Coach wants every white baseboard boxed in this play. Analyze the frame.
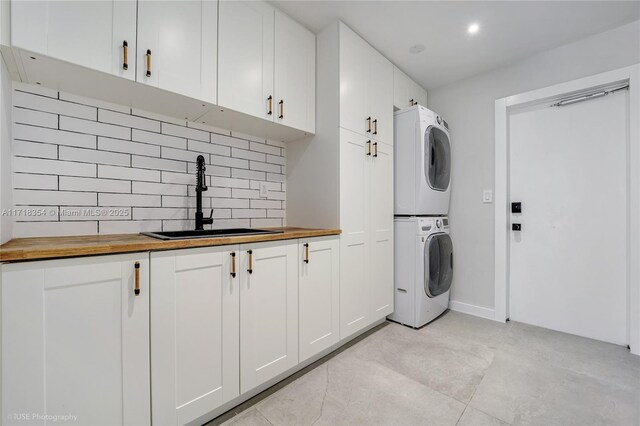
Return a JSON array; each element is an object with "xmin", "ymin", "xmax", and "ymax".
[{"xmin": 448, "ymin": 300, "xmax": 499, "ymax": 322}]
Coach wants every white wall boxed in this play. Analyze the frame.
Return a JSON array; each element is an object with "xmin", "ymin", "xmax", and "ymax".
[
  {"xmin": 0, "ymin": 56, "xmax": 12, "ymax": 244},
  {"xmin": 428, "ymin": 20, "xmax": 640, "ymax": 312}
]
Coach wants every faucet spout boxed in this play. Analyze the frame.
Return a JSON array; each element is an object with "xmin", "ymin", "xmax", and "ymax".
[{"xmin": 195, "ymin": 155, "xmax": 213, "ymax": 230}]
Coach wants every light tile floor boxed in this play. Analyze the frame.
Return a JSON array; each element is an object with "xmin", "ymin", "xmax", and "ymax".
[{"xmin": 213, "ymin": 311, "xmax": 640, "ymax": 426}]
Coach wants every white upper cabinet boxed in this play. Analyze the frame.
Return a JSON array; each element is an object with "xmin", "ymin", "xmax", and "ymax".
[
  {"xmin": 339, "ymin": 23, "xmax": 393, "ymax": 145},
  {"xmin": 339, "ymin": 23, "xmax": 371, "ymax": 137},
  {"xmin": 298, "ymin": 236, "xmax": 340, "ymax": 362},
  {"xmin": 240, "ymin": 241, "xmax": 298, "ymax": 393},
  {"xmin": 136, "ymin": 0, "xmax": 217, "ymax": 103},
  {"xmin": 150, "ymin": 246, "xmax": 240, "ymax": 425},
  {"xmin": 368, "ymin": 48, "xmax": 394, "ymax": 145},
  {"xmin": 393, "ymin": 65, "xmax": 428, "ymax": 109},
  {"xmin": 1, "ymin": 253, "xmax": 150, "ymax": 426},
  {"xmin": 218, "ymin": 0, "xmax": 274, "ymax": 121},
  {"xmin": 218, "ymin": 2, "xmax": 315, "ymax": 133},
  {"xmin": 10, "ymin": 0, "xmax": 137, "ymax": 80},
  {"xmin": 274, "ymin": 9, "xmax": 316, "ymax": 133}
]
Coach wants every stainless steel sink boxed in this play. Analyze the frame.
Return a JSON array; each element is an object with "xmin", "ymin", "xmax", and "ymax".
[{"xmin": 141, "ymin": 228, "xmax": 283, "ymax": 240}]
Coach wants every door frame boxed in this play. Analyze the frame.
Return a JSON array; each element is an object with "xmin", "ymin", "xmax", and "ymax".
[{"xmin": 494, "ymin": 64, "xmax": 640, "ymax": 354}]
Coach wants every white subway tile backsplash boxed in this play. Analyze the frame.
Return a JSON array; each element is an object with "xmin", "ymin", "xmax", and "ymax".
[
  {"xmin": 59, "ymin": 91, "xmax": 131, "ymax": 114},
  {"xmin": 211, "ymin": 133, "xmax": 248, "ymax": 149},
  {"xmin": 60, "ymin": 116, "xmax": 131, "ymax": 140},
  {"xmin": 188, "ymin": 139, "xmax": 230, "ymax": 156},
  {"xmin": 210, "ymin": 154, "xmax": 248, "ymax": 169},
  {"xmin": 100, "ymin": 220, "xmax": 162, "ymax": 234},
  {"xmin": 232, "ymin": 147, "xmax": 265, "ymax": 162},
  {"xmin": 250, "ymin": 218, "xmax": 282, "ymax": 228},
  {"xmin": 98, "ymin": 164, "xmax": 160, "ymax": 182},
  {"xmin": 250, "ymin": 161, "xmax": 281, "ymax": 173},
  {"xmin": 162, "ymin": 122, "xmax": 209, "ymax": 142},
  {"xmin": 59, "ymin": 176, "xmax": 131, "ymax": 194},
  {"xmin": 98, "ymin": 136, "xmax": 161, "ymax": 157},
  {"xmin": 99, "ymin": 193, "xmax": 161, "ymax": 207},
  {"xmin": 14, "ymin": 157, "xmax": 97, "ymax": 177},
  {"xmin": 13, "ymin": 221, "xmax": 98, "ymax": 238},
  {"xmin": 232, "ymin": 168, "xmax": 266, "ymax": 181},
  {"xmin": 59, "ymin": 146, "xmax": 130, "ymax": 166},
  {"xmin": 13, "ymin": 173, "xmax": 59, "ymax": 190},
  {"xmin": 13, "ymin": 140, "xmax": 58, "ymax": 159},
  {"xmin": 99, "ymin": 109, "xmax": 160, "ymax": 132},
  {"xmin": 232, "ymin": 209, "xmax": 267, "ymax": 219},
  {"xmin": 14, "ymin": 190, "xmax": 97, "ymax": 206},
  {"xmin": 14, "ymin": 124, "xmax": 96, "ymax": 148},
  {"xmin": 13, "ymin": 90, "xmax": 97, "ymax": 120},
  {"xmin": 251, "ymin": 199, "xmax": 282, "ymax": 209},
  {"xmin": 250, "ymin": 141, "xmax": 281, "ymax": 156},
  {"xmin": 133, "ymin": 207, "xmax": 189, "ymax": 220},
  {"xmin": 132, "ymin": 155, "xmax": 186, "ymax": 173},
  {"xmin": 132, "ymin": 181, "xmax": 186, "ymax": 196},
  {"xmin": 13, "ymin": 107, "xmax": 58, "ymax": 129},
  {"xmin": 10, "ymin": 85, "xmax": 286, "ymax": 236}
]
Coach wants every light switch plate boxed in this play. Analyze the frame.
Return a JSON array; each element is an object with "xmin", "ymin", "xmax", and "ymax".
[
  {"xmin": 483, "ymin": 189, "xmax": 493, "ymax": 203},
  {"xmin": 259, "ymin": 182, "xmax": 268, "ymax": 198}
]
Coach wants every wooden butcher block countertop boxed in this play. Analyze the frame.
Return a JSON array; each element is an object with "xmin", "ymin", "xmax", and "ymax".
[{"xmin": 0, "ymin": 227, "xmax": 341, "ymax": 262}]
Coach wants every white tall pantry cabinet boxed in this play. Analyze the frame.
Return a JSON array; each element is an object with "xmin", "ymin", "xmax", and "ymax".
[{"xmin": 288, "ymin": 21, "xmax": 395, "ymax": 340}]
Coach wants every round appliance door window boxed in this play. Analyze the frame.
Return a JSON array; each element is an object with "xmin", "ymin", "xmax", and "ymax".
[
  {"xmin": 424, "ymin": 126, "xmax": 451, "ymax": 191},
  {"xmin": 425, "ymin": 233, "xmax": 454, "ymax": 298}
]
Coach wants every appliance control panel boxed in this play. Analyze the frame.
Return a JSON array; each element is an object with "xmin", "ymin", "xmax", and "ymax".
[{"xmin": 418, "ymin": 217, "xmax": 449, "ymax": 234}]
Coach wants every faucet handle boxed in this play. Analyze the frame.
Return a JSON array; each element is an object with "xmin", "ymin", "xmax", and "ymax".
[{"xmin": 208, "ymin": 209, "xmax": 214, "ymax": 218}]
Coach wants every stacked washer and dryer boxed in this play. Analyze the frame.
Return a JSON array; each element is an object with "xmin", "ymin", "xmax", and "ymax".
[{"xmin": 388, "ymin": 106, "xmax": 453, "ymax": 328}]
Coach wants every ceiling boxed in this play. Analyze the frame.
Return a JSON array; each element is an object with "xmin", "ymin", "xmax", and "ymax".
[{"xmin": 271, "ymin": 1, "xmax": 640, "ymax": 90}]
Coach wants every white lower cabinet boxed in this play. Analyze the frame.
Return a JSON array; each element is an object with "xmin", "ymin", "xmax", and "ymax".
[
  {"xmin": 150, "ymin": 245, "xmax": 240, "ymax": 425},
  {"xmin": 298, "ymin": 237, "xmax": 340, "ymax": 362},
  {"xmin": 1, "ymin": 253, "xmax": 150, "ymax": 426},
  {"xmin": 239, "ymin": 241, "xmax": 298, "ymax": 393}
]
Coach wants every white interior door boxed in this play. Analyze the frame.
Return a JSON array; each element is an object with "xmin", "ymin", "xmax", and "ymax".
[{"xmin": 509, "ymin": 89, "xmax": 628, "ymax": 345}]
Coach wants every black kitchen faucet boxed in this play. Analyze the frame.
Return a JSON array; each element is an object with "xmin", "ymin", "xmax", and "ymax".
[{"xmin": 195, "ymin": 155, "xmax": 213, "ymax": 230}]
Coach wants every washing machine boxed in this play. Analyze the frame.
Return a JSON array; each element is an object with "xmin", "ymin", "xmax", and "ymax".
[
  {"xmin": 388, "ymin": 216, "xmax": 453, "ymax": 328},
  {"xmin": 394, "ymin": 106, "xmax": 451, "ymax": 215}
]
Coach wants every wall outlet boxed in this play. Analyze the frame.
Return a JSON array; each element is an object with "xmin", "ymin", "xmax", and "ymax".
[
  {"xmin": 483, "ymin": 189, "xmax": 493, "ymax": 203},
  {"xmin": 259, "ymin": 182, "xmax": 268, "ymax": 198}
]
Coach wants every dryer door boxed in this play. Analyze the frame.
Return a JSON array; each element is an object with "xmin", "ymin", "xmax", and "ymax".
[
  {"xmin": 424, "ymin": 126, "xmax": 451, "ymax": 191},
  {"xmin": 425, "ymin": 233, "xmax": 453, "ymax": 298}
]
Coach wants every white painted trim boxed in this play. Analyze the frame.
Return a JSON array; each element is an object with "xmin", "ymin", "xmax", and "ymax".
[
  {"xmin": 494, "ymin": 64, "xmax": 640, "ymax": 354},
  {"xmin": 448, "ymin": 300, "xmax": 496, "ymax": 322}
]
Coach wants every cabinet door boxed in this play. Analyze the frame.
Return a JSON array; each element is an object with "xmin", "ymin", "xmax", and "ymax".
[
  {"xmin": 299, "ymin": 237, "xmax": 340, "ymax": 362},
  {"xmin": 218, "ymin": 0, "xmax": 274, "ymax": 120},
  {"xmin": 339, "ymin": 128, "xmax": 371, "ymax": 338},
  {"xmin": 240, "ymin": 241, "xmax": 298, "ymax": 393},
  {"xmin": 393, "ymin": 66, "xmax": 413, "ymax": 109},
  {"xmin": 11, "ymin": 0, "xmax": 136, "ymax": 80},
  {"xmin": 415, "ymin": 85, "xmax": 428, "ymax": 108},
  {"xmin": 137, "ymin": 0, "xmax": 217, "ymax": 103},
  {"xmin": 339, "ymin": 23, "xmax": 370, "ymax": 137},
  {"xmin": 368, "ymin": 48, "xmax": 394, "ymax": 145},
  {"xmin": 151, "ymin": 246, "xmax": 240, "ymax": 425},
  {"xmin": 370, "ymin": 141, "xmax": 394, "ymax": 319},
  {"xmin": 274, "ymin": 9, "xmax": 316, "ymax": 133},
  {"xmin": 1, "ymin": 254, "xmax": 150, "ymax": 426}
]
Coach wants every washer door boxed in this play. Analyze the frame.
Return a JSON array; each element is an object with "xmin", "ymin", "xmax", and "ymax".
[
  {"xmin": 424, "ymin": 126, "xmax": 451, "ymax": 191},
  {"xmin": 425, "ymin": 233, "xmax": 453, "ymax": 298}
]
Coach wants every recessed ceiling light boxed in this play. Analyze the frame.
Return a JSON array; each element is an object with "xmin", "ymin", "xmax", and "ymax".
[
  {"xmin": 467, "ymin": 23, "xmax": 480, "ymax": 35},
  {"xmin": 409, "ymin": 44, "xmax": 425, "ymax": 54}
]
